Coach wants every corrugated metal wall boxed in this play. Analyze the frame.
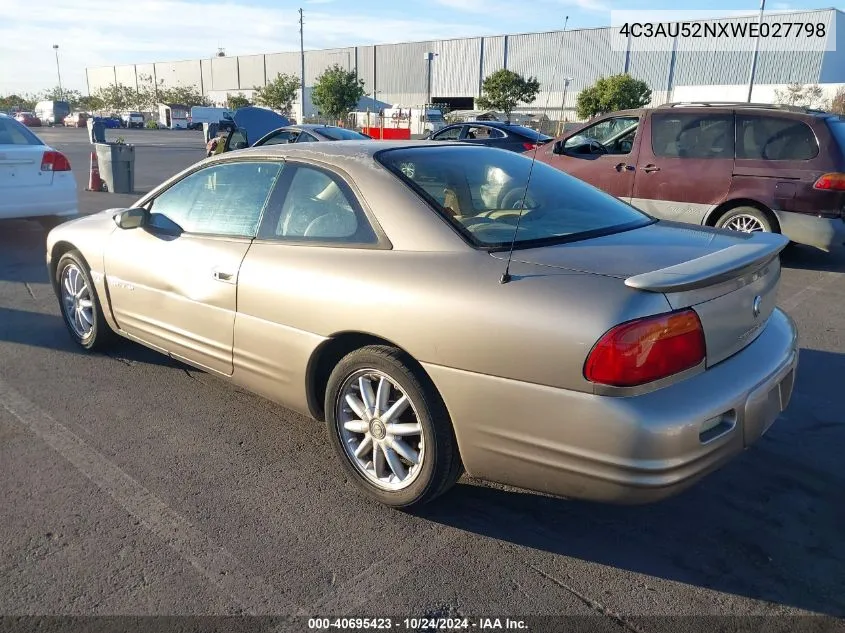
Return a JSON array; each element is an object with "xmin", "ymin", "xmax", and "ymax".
[
  {"xmin": 238, "ymin": 54, "xmax": 266, "ymax": 90},
  {"xmin": 86, "ymin": 8, "xmax": 843, "ymax": 115}
]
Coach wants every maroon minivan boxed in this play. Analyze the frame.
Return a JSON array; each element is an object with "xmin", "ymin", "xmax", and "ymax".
[{"xmin": 537, "ymin": 103, "xmax": 845, "ymax": 252}]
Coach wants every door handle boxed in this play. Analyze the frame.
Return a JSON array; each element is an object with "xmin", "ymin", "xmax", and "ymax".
[
  {"xmin": 615, "ymin": 163, "xmax": 635, "ymax": 172},
  {"xmin": 212, "ymin": 269, "xmax": 235, "ymax": 284},
  {"xmin": 643, "ymin": 164, "xmax": 661, "ymax": 173}
]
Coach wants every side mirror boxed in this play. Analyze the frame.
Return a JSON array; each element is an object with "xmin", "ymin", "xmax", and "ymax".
[
  {"xmin": 113, "ymin": 207, "xmax": 147, "ymax": 230},
  {"xmin": 553, "ymin": 140, "xmax": 565, "ymax": 154},
  {"xmin": 234, "ymin": 141, "xmax": 248, "ymax": 149}
]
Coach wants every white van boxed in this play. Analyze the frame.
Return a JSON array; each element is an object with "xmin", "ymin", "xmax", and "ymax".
[{"xmin": 189, "ymin": 106, "xmax": 234, "ymax": 130}]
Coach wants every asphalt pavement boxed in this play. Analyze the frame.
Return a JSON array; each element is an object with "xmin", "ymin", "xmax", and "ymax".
[{"xmin": 0, "ymin": 127, "xmax": 844, "ymax": 630}]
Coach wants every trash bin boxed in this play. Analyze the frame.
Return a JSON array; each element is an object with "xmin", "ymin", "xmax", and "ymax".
[
  {"xmin": 95, "ymin": 142, "xmax": 135, "ymax": 194},
  {"xmin": 87, "ymin": 118, "xmax": 106, "ymax": 144}
]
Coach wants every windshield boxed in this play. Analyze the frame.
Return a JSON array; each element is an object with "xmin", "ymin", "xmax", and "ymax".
[
  {"xmin": 377, "ymin": 146, "xmax": 651, "ymax": 249},
  {"xmin": 318, "ymin": 127, "xmax": 370, "ymax": 140}
]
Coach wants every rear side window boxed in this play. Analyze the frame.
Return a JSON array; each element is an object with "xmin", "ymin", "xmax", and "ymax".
[
  {"xmin": 737, "ymin": 115, "xmax": 819, "ymax": 160},
  {"xmin": 466, "ymin": 126, "xmax": 505, "ymax": 139},
  {"xmin": 651, "ymin": 113, "xmax": 734, "ymax": 159},
  {"xmin": 0, "ymin": 118, "xmax": 43, "ymax": 145}
]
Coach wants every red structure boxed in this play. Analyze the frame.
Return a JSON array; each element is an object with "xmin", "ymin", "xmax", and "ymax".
[{"xmin": 363, "ymin": 127, "xmax": 411, "ymax": 140}]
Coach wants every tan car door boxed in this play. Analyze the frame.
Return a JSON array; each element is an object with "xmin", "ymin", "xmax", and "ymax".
[{"xmin": 104, "ymin": 160, "xmax": 285, "ymax": 375}]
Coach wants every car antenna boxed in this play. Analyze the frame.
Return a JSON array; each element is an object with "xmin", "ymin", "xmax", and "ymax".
[{"xmin": 501, "ymin": 15, "xmax": 569, "ymax": 284}]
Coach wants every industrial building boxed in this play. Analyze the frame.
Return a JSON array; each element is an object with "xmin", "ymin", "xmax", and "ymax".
[{"xmin": 85, "ymin": 7, "xmax": 845, "ymax": 122}]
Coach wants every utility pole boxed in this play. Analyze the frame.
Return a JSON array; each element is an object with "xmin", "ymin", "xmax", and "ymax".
[
  {"xmin": 299, "ymin": 8, "xmax": 306, "ymax": 122},
  {"xmin": 746, "ymin": 0, "xmax": 766, "ymax": 102},
  {"xmin": 424, "ymin": 52, "xmax": 437, "ymax": 105},
  {"xmin": 52, "ymin": 45, "xmax": 63, "ymax": 100},
  {"xmin": 556, "ymin": 16, "xmax": 570, "ymax": 136}
]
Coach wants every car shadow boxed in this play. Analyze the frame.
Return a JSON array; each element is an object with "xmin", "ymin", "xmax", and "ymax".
[
  {"xmin": 0, "ymin": 306, "xmax": 178, "ymax": 367},
  {"xmin": 0, "ymin": 220, "xmax": 51, "ymax": 284},
  {"xmin": 781, "ymin": 244, "xmax": 845, "ymax": 272},
  {"xmin": 416, "ymin": 348, "xmax": 845, "ymax": 617}
]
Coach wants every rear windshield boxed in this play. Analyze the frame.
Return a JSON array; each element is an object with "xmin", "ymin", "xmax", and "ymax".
[
  {"xmin": 318, "ymin": 127, "xmax": 370, "ymax": 140},
  {"xmin": 0, "ymin": 118, "xmax": 43, "ymax": 145},
  {"xmin": 507, "ymin": 125, "xmax": 553, "ymax": 141},
  {"xmin": 377, "ymin": 146, "xmax": 651, "ymax": 249}
]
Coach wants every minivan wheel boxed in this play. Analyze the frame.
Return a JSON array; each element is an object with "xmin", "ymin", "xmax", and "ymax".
[
  {"xmin": 716, "ymin": 206, "xmax": 773, "ymax": 234},
  {"xmin": 325, "ymin": 345, "xmax": 462, "ymax": 508}
]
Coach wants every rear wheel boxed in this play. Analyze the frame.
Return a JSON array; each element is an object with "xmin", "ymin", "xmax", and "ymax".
[
  {"xmin": 325, "ymin": 345, "xmax": 462, "ymax": 508},
  {"xmin": 55, "ymin": 251, "xmax": 115, "ymax": 351},
  {"xmin": 716, "ymin": 206, "xmax": 773, "ymax": 234}
]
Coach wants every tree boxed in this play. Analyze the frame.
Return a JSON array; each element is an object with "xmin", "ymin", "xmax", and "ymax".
[
  {"xmin": 576, "ymin": 74, "xmax": 651, "ymax": 119},
  {"xmin": 311, "ymin": 64, "xmax": 365, "ymax": 121},
  {"xmin": 226, "ymin": 93, "xmax": 251, "ymax": 109},
  {"xmin": 158, "ymin": 84, "xmax": 210, "ymax": 108},
  {"xmin": 0, "ymin": 93, "xmax": 36, "ymax": 111},
  {"xmin": 41, "ymin": 86, "xmax": 82, "ymax": 106},
  {"xmin": 476, "ymin": 69, "xmax": 540, "ymax": 120},
  {"xmin": 77, "ymin": 94, "xmax": 104, "ymax": 112},
  {"xmin": 94, "ymin": 83, "xmax": 137, "ymax": 112},
  {"xmin": 774, "ymin": 83, "xmax": 827, "ymax": 109},
  {"xmin": 830, "ymin": 86, "xmax": 845, "ymax": 115},
  {"xmin": 253, "ymin": 73, "xmax": 299, "ymax": 114}
]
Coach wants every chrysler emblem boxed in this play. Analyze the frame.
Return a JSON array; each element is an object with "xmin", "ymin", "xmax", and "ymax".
[{"xmin": 752, "ymin": 295, "xmax": 762, "ymax": 318}]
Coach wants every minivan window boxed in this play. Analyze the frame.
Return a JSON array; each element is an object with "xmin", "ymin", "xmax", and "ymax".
[
  {"xmin": 651, "ymin": 113, "xmax": 734, "ymax": 159},
  {"xmin": 378, "ymin": 146, "xmax": 652, "ymax": 249},
  {"xmin": 737, "ymin": 115, "xmax": 819, "ymax": 160}
]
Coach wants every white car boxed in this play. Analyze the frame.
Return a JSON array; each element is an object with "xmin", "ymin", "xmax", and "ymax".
[{"xmin": 0, "ymin": 114, "xmax": 78, "ymax": 228}]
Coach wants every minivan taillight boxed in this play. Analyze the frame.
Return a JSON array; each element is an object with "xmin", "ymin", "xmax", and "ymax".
[
  {"xmin": 584, "ymin": 309, "xmax": 706, "ymax": 387},
  {"xmin": 813, "ymin": 173, "xmax": 845, "ymax": 191},
  {"xmin": 41, "ymin": 151, "xmax": 71, "ymax": 172}
]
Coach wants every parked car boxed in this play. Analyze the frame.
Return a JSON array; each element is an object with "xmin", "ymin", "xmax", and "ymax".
[
  {"xmin": 121, "ymin": 112, "xmax": 145, "ymax": 128},
  {"xmin": 0, "ymin": 114, "xmax": 77, "ymax": 228},
  {"xmin": 252, "ymin": 124, "xmax": 372, "ymax": 146},
  {"xmin": 92, "ymin": 115, "xmax": 122, "ymax": 129},
  {"xmin": 537, "ymin": 102, "xmax": 845, "ymax": 252},
  {"xmin": 15, "ymin": 112, "xmax": 42, "ymax": 127},
  {"xmin": 427, "ymin": 120, "xmax": 553, "ymax": 152},
  {"xmin": 64, "ymin": 112, "xmax": 89, "ymax": 128},
  {"xmin": 44, "ymin": 141, "xmax": 797, "ymax": 508}
]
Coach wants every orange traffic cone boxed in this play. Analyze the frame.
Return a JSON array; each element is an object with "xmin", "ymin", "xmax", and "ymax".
[{"xmin": 87, "ymin": 150, "xmax": 103, "ymax": 192}]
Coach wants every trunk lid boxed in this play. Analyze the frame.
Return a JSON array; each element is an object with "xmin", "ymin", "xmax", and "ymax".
[
  {"xmin": 0, "ymin": 146, "xmax": 52, "ymax": 189},
  {"xmin": 491, "ymin": 221, "xmax": 789, "ymax": 366}
]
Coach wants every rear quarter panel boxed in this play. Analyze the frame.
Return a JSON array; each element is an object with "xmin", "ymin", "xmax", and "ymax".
[{"xmin": 233, "ymin": 244, "xmax": 673, "ymax": 418}]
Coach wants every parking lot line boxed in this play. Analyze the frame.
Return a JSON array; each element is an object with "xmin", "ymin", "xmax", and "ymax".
[{"xmin": 0, "ymin": 376, "xmax": 294, "ymax": 615}]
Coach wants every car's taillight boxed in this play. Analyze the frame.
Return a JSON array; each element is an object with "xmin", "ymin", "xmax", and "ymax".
[
  {"xmin": 41, "ymin": 151, "xmax": 71, "ymax": 172},
  {"xmin": 813, "ymin": 173, "xmax": 845, "ymax": 191},
  {"xmin": 522, "ymin": 142, "xmax": 538, "ymax": 151},
  {"xmin": 584, "ymin": 309, "xmax": 706, "ymax": 387}
]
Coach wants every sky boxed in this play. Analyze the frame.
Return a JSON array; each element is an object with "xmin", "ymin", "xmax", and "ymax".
[{"xmin": 0, "ymin": 0, "xmax": 824, "ymax": 95}]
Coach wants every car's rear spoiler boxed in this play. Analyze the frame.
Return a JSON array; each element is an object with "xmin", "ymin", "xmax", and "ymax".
[{"xmin": 624, "ymin": 233, "xmax": 790, "ymax": 293}]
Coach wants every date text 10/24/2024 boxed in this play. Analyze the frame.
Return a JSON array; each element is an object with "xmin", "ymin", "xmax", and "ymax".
[{"xmin": 308, "ymin": 617, "xmax": 529, "ymax": 630}]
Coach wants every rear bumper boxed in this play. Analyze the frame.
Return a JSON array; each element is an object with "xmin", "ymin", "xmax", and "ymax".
[
  {"xmin": 425, "ymin": 308, "xmax": 799, "ymax": 504},
  {"xmin": 774, "ymin": 209, "xmax": 845, "ymax": 252},
  {"xmin": 0, "ymin": 173, "xmax": 78, "ymax": 220}
]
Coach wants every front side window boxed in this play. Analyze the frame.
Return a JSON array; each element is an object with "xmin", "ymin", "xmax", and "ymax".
[
  {"xmin": 295, "ymin": 132, "xmax": 318, "ymax": 143},
  {"xmin": 651, "ymin": 113, "xmax": 734, "ymax": 159},
  {"xmin": 264, "ymin": 165, "xmax": 377, "ymax": 243},
  {"xmin": 737, "ymin": 115, "xmax": 819, "ymax": 160},
  {"xmin": 148, "ymin": 161, "xmax": 283, "ymax": 237},
  {"xmin": 317, "ymin": 127, "xmax": 370, "ymax": 140},
  {"xmin": 378, "ymin": 146, "xmax": 651, "ymax": 249},
  {"xmin": 565, "ymin": 116, "xmax": 639, "ymax": 155}
]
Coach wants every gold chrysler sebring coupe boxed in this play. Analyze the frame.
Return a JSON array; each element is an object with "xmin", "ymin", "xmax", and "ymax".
[{"xmin": 46, "ymin": 141, "xmax": 799, "ymax": 508}]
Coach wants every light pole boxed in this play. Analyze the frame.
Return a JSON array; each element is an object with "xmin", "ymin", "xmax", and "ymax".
[
  {"xmin": 424, "ymin": 52, "xmax": 438, "ymax": 106},
  {"xmin": 557, "ymin": 77, "xmax": 572, "ymax": 136},
  {"xmin": 746, "ymin": 0, "xmax": 766, "ymax": 102},
  {"xmin": 52, "ymin": 44, "xmax": 63, "ymax": 101}
]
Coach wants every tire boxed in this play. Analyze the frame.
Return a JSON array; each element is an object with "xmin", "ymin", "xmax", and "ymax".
[
  {"xmin": 715, "ymin": 206, "xmax": 774, "ymax": 234},
  {"xmin": 54, "ymin": 250, "xmax": 115, "ymax": 351},
  {"xmin": 325, "ymin": 345, "xmax": 462, "ymax": 508}
]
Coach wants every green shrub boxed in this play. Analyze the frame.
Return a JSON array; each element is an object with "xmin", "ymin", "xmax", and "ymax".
[{"xmin": 145, "ymin": 119, "xmax": 159, "ymax": 129}]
